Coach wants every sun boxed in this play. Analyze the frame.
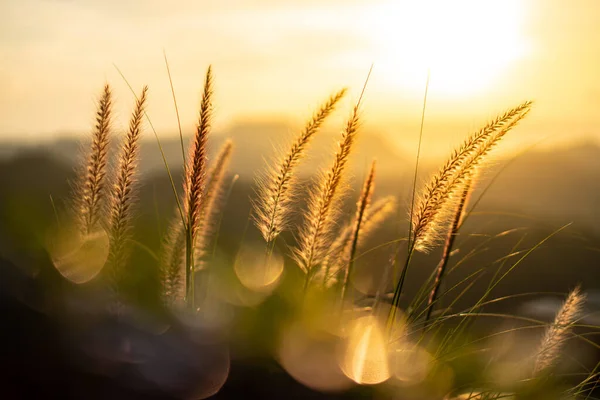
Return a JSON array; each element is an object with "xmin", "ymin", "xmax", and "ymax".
[{"xmin": 364, "ymin": 0, "xmax": 529, "ymax": 96}]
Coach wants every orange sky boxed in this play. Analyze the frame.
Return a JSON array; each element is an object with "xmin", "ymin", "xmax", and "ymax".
[{"xmin": 1, "ymin": 0, "xmax": 599, "ymax": 154}]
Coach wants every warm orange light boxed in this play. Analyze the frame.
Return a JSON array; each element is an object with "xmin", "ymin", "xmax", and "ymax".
[
  {"xmin": 234, "ymin": 243, "xmax": 284, "ymax": 292},
  {"xmin": 389, "ymin": 342, "xmax": 433, "ymax": 384},
  {"xmin": 48, "ymin": 225, "xmax": 109, "ymax": 284},
  {"xmin": 278, "ymin": 322, "xmax": 354, "ymax": 392},
  {"xmin": 341, "ymin": 315, "xmax": 390, "ymax": 385},
  {"xmin": 365, "ymin": 0, "xmax": 528, "ymax": 96}
]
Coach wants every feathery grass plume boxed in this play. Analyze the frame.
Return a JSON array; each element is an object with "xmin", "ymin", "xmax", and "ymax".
[
  {"xmin": 254, "ymin": 88, "xmax": 347, "ymax": 244},
  {"xmin": 339, "ymin": 160, "xmax": 376, "ymax": 304},
  {"xmin": 76, "ymin": 84, "xmax": 112, "ymax": 235},
  {"xmin": 292, "ymin": 64, "xmax": 377, "ymax": 288},
  {"xmin": 321, "ymin": 195, "xmax": 397, "ymax": 286},
  {"xmin": 192, "ymin": 140, "xmax": 234, "ymax": 308},
  {"xmin": 424, "ymin": 176, "xmax": 474, "ymax": 324},
  {"xmin": 293, "ymin": 92, "xmax": 366, "ymax": 284},
  {"xmin": 161, "ymin": 216, "xmax": 186, "ymax": 305},
  {"xmin": 354, "ymin": 196, "xmax": 397, "ymax": 241},
  {"xmin": 388, "ymin": 102, "xmax": 531, "ymax": 333},
  {"xmin": 195, "ymin": 139, "xmax": 234, "ymax": 266},
  {"xmin": 160, "ymin": 118, "xmax": 222, "ymax": 308},
  {"xmin": 181, "ymin": 65, "xmax": 213, "ymax": 305},
  {"xmin": 534, "ymin": 286, "xmax": 586, "ymax": 375},
  {"xmin": 105, "ymin": 86, "xmax": 148, "ymax": 290},
  {"xmin": 412, "ymin": 101, "xmax": 532, "ymax": 252}
]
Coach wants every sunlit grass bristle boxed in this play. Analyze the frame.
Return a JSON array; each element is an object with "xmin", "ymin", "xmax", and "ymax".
[
  {"xmin": 534, "ymin": 285, "xmax": 586, "ymax": 375},
  {"xmin": 321, "ymin": 195, "xmax": 396, "ymax": 286},
  {"xmin": 339, "ymin": 160, "xmax": 376, "ymax": 303},
  {"xmin": 293, "ymin": 97, "xmax": 363, "ymax": 283},
  {"xmin": 76, "ymin": 83, "xmax": 113, "ymax": 235},
  {"xmin": 253, "ymin": 88, "xmax": 347, "ymax": 244},
  {"xmin": 195, "ymin": 139, "xmax": 234, "ymax": 264},
  {"xmin": 425, "ymin": 175, "xmax": 474, "ymax": 323},
  {"xmin": 181, "ymin": 65, "xmax": 213, "ymax": 303},
  {"xmin": 412, "ymin": 101, "xmax": 532, "ymax": 253},
  {"xmin": 160, "ymin": 66, "xmax": 215, "ymax": 306},
  {"xmin": 105, "ymin": 86, "xmax": 148, "ymax": 288},
  {"xmin": 161, "ymin": 217, "xmax": 186, "ymax": 305},
  {"xmin": 185, "ymin": 65, "xmax": 213, "ymax": 240},
  {"xmin": 357, "ymin": 195, "xmax": 397, "ymax": 240}
]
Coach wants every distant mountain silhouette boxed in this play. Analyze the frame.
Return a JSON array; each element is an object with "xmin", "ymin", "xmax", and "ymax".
[
  {"xmin": 2, "ymin": 128, "xmax": 600, "ymax": 235},
  {"xmin": 475, "ymin": 141, "xmax": 600, "ymax": 230},
  {"xmin": 0, "ymin": 120, "xmax": 407, "ymax": 179}
]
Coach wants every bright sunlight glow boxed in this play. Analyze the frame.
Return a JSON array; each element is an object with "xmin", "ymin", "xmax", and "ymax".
[{"xmin": 364, "ymin": 0, "xmax": 529, "ymax": 96}]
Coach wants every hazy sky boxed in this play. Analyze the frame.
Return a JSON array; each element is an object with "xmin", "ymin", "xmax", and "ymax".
[{"xmin": 1, "ymin": 0, "xmax": 599, "ymax": 152}]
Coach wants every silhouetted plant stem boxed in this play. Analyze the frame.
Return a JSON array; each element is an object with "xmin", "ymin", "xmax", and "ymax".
[
  {"xmin": 303, "ymin": 268, "xmax": 314, "ymax": 295},
  {"xmin": 387, "ymin": 242, "xmax": 415, "ymax": 337},
  {"xmin": 340, "ymin": 161, "xmax": 376, "ymax": 307},
  {"xmin": 386, "ymin": 72, "xmax": 428, "ymax": 336},
  {"xmin": 263, "ymin": 238, "xmax": 277, "ymax": 288}
]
